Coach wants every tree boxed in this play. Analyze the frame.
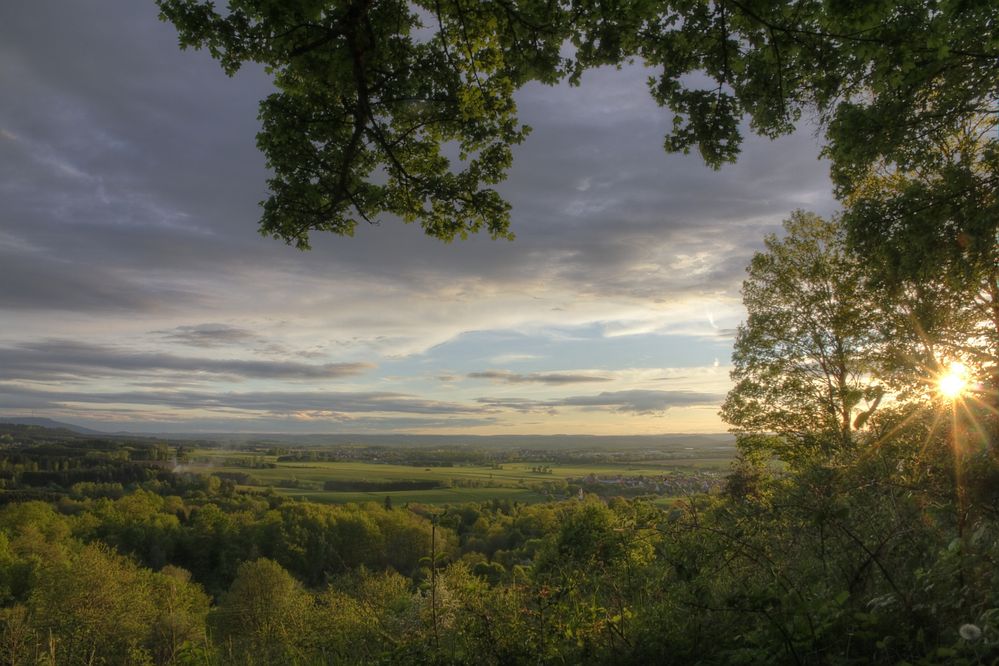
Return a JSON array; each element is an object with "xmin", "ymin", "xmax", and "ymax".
[
  {"xmin": 841, "ymin": 125, "xmax": 999, "ymax": 408},
  {"xmin": 212, "ymin": 558, "xmax": 312, "ymax": 663},
  {"xmin": 28, "ymin": 543, "xmax": 158, "ymax": 664},
  {"xmin": 309, "ymin": 568, "xmax": 420, "ymax": 662},
  {"xmin": 148, "ymin": 566, "xmax": 211, "ymax": 665},
  {"xmin": 720, "ymin": 212, "xmax": 886, "ymax": 460},
  {"xmin": 158, "ymin": 1, "xmax": 999, "ymax": 252},
  {"xmin": 158, "ymin": 0, "xmax": 540, "ymax": 248}
]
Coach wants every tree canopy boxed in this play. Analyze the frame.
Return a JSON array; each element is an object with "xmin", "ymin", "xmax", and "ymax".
[
  {"xmin": 842, "ymin": 124, "xmax": 999, "ymax": 397},
  {"xmin": 158, "ymin": 0, "xmax": 999, "ymax": 253},
  {"xmin": 720, "ymin": 212, "xmax": 887, "ymax": 459}
]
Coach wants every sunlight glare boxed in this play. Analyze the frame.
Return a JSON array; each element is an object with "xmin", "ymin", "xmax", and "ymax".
[{"xmin": 937, "ymin": 362, "xmax": 969, "ymax": 400}]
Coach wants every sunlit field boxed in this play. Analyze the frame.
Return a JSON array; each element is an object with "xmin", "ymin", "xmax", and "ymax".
[{"xmin": 189, "ymin": 447, "xmax": 734, "ymax": 505}]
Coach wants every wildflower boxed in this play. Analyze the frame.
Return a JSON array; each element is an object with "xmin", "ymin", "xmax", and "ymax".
[{"xmin": 959, "ymin": 624, "xmax": 982, "ymax": 642}]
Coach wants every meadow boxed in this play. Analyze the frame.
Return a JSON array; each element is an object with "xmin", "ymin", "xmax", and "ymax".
[{"xmin": 189, "ymin": 445, "xmax": 734, "ymax": 505}]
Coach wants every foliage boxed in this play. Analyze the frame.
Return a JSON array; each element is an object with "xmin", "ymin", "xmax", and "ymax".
[
  {"xmin": 213, "ymin": 558, "xmax": 312, "ymax": 663},
  {"xmin": 13, "ymin": 542, "xmax": 209, "ymax": 666},
  {"xmin": 721, "ymin": 212, "xmax": 887, "ymax": 459},
  {"xmin": 157, "ymin": 1, "xmax": 999, "ymax": 257},
  {"xmin": 0, "ymin": 425, "xmax": 992, "ymax": 664},
  {"xmin": 156, "ymin": 0, "xmax": 543, "ymax": 247},
  {"xmin": 841, "ymin": 128, "xmax": 999, "ymax": 408}
]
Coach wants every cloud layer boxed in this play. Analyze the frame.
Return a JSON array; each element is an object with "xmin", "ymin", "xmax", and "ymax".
[
  {"xmin": 476, "ymin": 390, "xmax": 723, "ymax": 415},
  {"xmin": 0, "ymin": 0, "xmax": 836, "ymax": 433},
  {"xmin": 0, "ymin": 340, "xmax": 373, "ymax": 382},
  {"xmin": 467, "ymin": 370, "xmax": 612, "ymax": 385}
]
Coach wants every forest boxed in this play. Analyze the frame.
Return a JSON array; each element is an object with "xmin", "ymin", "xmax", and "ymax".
[{"xmin": 1, "ymin": 0, "xmax": 997, "ymax": 664}]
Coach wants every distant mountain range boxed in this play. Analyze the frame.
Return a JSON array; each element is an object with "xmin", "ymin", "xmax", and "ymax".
[{"xmin": 0, "ymin": 417, "xmax": 107, "ymax": 435}]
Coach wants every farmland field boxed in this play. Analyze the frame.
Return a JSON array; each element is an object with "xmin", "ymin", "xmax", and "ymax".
[{"xmin": 187, "ymin": 445, "xmax": 734, "ymax": 505}]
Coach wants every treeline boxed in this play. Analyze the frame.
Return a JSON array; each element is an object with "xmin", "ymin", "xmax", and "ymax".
[
  {"xmin": 0, "ymin": 424, "xmax": 183, "ymax": 460},
  {"xmin": 0, "ymin": 426, "xmax": 199, "ymax": 502}
]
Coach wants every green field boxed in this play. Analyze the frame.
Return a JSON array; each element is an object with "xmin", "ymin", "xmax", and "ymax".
[
  {"xmin": 276, "ymin": 486, "xmax": 549, "ymax": 505},
  {"xmin": 189, "ymin": 447, "xmax": 732, "ymax": 505}
]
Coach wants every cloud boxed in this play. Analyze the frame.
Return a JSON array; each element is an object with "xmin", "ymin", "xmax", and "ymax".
[
  {"xmin": 475, "ymin": 397, "xmax": 558, "ymax": 414},
  {"xmin": 488, "ymin": 353, "xmax": 542, "ymax": 364},
  {"xmin": 467, "ymin": 370, "xmax": 612, "ymax": 385},
  {"xmin": 0, "ymin": 340, "xmax": 372, "ymax": 381},
  {"xmin": 281, "ymin": 415, "xmax": 499, "ymax": 431},
  {"xmin": 0, "ymin": 385, "xmax": 488, "ymax": 416},
  {"xmin": 0, "ymin": 0, "xmax": 837, "ymax": 433},
  {"xmin": 556, "ymin": 389, "xmax": 723, "ymax": 414},
  {"xmin": 0, "ymin": 246, "xmax": 200, "ymax": 312},
  {"xmin": 49, "ymin": 414, "xmax": 499, "ymax": 434},
  {"xmin": 157, "ymin": 323, "xmax": 258, "ymax": 347},
  {"xmin": 0, "ymin": 2, "xmax": 832, "ymax": 325},
  {"xmin": 0, "ymin": 382, "xmax": 718, "ymax": 422},
  {"xmin": 477, "ymin": 389, "xmax": 723, "ymax": 415}
]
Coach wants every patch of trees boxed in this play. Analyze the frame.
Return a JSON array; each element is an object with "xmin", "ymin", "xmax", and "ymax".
[
  {"xmin": 210, "ymin": 471, "xmax": 260, "ymax": 486},
  {"xmin": 0, "ymin": 432, "xmax": 234, "ymax": 504},
  {"xmin": 196, "ymin": 456, "xmax": 275, "ymax": 469},
  {"xmin": 18, "ymin": 466, "xmax": 171, "ymax": 489}
]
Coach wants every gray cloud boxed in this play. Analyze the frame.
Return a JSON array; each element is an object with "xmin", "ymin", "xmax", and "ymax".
[
  {"xmin": 21, "ymin": 414, "xmax": 499, "ymax": 435},
  {"xmin": 0, "ymin": 1, "xmax": 833, "ymax": 432},
  {"xmin": 556, "ymin": 390, "xmax": 723, "ymax": 414},
  {"xmin": 0, "ymin": 246, "xmax": 200, "ymax": 312},
  {"xmin": 468, "ymin": 370, "xmax": 612, "ymax": 385},
  {"xmin": 157, "ymin": 324, "xmax": 258, "ymax": 347},
  {"xmin": 0, "ymin": 383, "xmax": 714, "ymax": 419},
  {"xmin": 0, "ymin": 0, "xmax": 835, "ymax": 321},
  {"xmin": 0, "ymin": 340, "xmax": 372, "ymax": 381},
  {"xmin": 477, "ymin": 389, "xmax": 723, "ymax": 415},
  {"xmin": 474, "ymin": 397, "xmax": 558, "ymax": 414},
  {"xmin": 0, "ymin": 385, "xmax": 486, "ymax": 416}
]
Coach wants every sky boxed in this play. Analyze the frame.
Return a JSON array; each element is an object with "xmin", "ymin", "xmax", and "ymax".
[{"xmin": 0, "ymin": 1, "xmax": 838, "ymax": 435}]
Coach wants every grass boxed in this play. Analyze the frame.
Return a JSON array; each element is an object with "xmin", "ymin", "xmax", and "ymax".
[{"xmin": 190, "ymin": 447, "xmax": 732, "ymax": 505}]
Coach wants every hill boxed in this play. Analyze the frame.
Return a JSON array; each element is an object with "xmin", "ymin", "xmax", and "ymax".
[{"xmin": 0, "ymin": 417, "xmax": 105, "ymax": 435}]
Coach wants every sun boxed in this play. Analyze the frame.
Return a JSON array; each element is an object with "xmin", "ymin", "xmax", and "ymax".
[{"xmin": 937, "ymin": 362, "xmax": 969, "ymax": 400}]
